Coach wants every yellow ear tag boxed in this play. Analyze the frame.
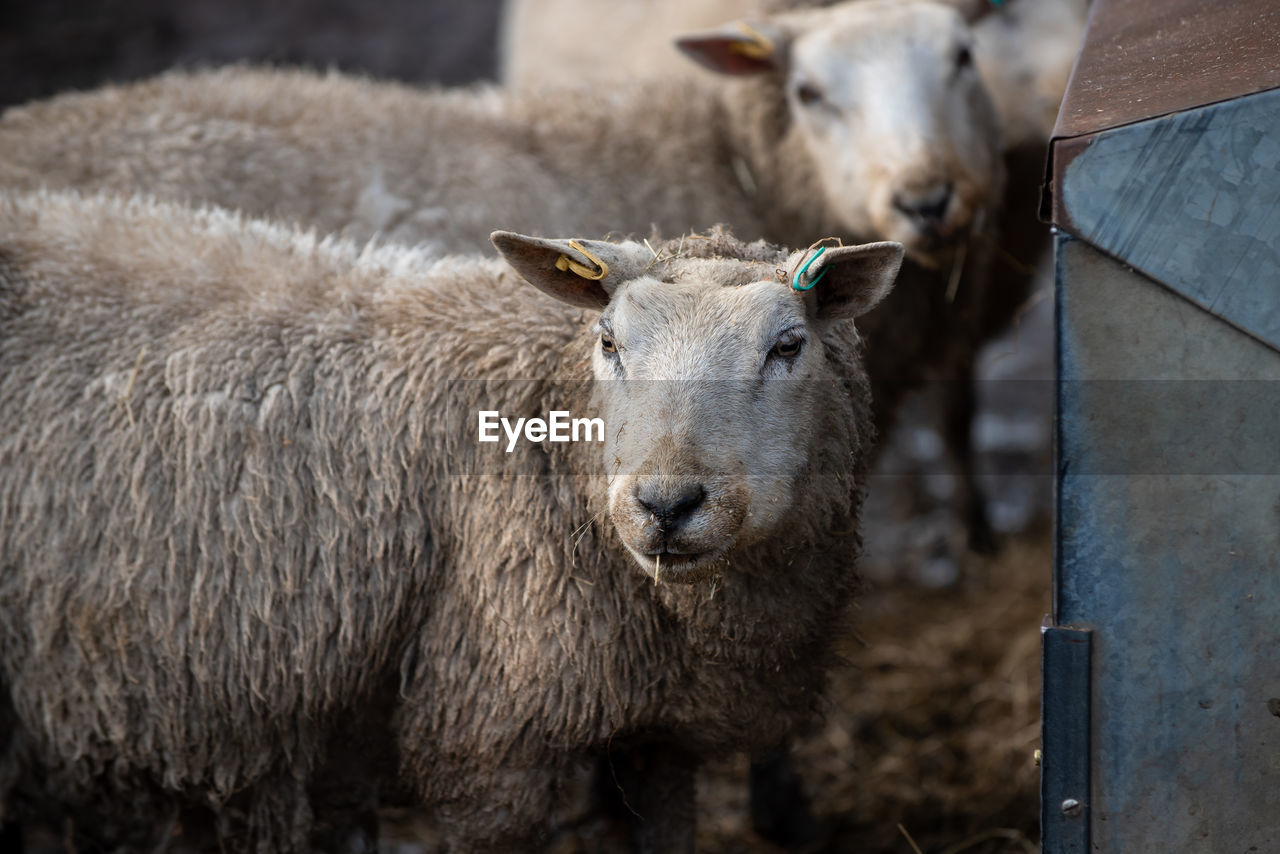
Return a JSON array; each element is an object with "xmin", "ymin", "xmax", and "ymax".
[
  {"xmin": 555, "ymin": 240, "xmax": 610, "ymax": 281},
  {"xmin": 729, "ymin": 21, "xmax": 775, "ymax": 60}
]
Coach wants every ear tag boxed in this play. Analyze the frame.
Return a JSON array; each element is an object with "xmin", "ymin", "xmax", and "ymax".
[
  {"xmin": 555, "ymin": 240, "xmax": 610, "ymax": 281},
  {"xmin": 730, "ymin": 21, "xmax": 776, "ymax": 59},
  {"xmin": 791, "ymin": 246, "xmax": 828, "ymax": 291}
]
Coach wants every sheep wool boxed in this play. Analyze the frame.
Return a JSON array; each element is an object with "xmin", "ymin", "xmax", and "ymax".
[{"xmin": 0, "ymin": 191, "xmax": 895, "ymax": 852}]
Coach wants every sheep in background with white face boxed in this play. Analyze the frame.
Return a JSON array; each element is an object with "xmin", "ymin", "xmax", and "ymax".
[
  {"xmin": 0, "ymin": 2, "xmax": 1004, "ymax": 266},
  {"xmin": 501, "ymin": 0, "xmax": 1087, "ymax": 151},
  {"xmin": 676, "ymin": 0, "xmax": 1004, "ymax": 261}
]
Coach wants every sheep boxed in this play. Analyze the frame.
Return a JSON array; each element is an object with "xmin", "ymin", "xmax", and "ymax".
[
  {"xmin": 0, "ymin": 13, "xmax": 1001, "ymax": 261},
  {"xmin": 0, "ymin": 2, "xmax": 1006, "ymax": 549},
  {"xmin": 0, "ymin": 29, "xmax": 1005, "ymax": 839},
  {"xmin": 499, "ymin": 0, "xmax": 774, "ymax": 95},
  {"xmin": 500, "ymin": 0, "xmax": 1088, "ymax": 151},
  {"xmin": 0, "ymin": 189, "xmax": 903, "ymax": 852},
  {"xmin": 499, "ymin": 0, "xmax": 1088, "ymax": 549},
  {"xmin": 0, "ymin": 17, "xmax": 1005, "ymax": 839}
]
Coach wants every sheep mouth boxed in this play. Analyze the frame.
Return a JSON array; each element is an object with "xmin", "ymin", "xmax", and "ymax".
[
  {"xmin": 895, "ymin": 205, "xmax": 985, "ymax": 265},
  {"xmin": 647, "ymin": 549, "xmax": 702, "ymax": 565},
  {"xmin": 630, "ymin": 547, "xmax": 723, "ymax": 583},
  {"xmin": 902, "ymin": 228, "xmax": 966, "ymax": 261}
]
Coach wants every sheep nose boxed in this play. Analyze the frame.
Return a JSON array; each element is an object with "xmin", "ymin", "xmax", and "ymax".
[
  {"xmin": 893, "ymin": 183, "xmax": 953, "ymax": 229},
  {"xmin": 636, "ymin": 482, "xmax": 707, "ymax": 533}
]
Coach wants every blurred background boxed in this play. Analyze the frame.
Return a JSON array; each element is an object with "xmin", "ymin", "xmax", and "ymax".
[
  {"xmin": 0, "ymin": 0, "xmax": 504, "ymax": 108},
  {"xmin": 1, "ymin": 2, "xmax": 1055, "ymax": 851}
]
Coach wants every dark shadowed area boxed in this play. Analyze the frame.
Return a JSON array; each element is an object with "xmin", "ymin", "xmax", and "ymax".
[{"xmin": 0, "ymin": 0, "xmax": 503, "ymax": 109}]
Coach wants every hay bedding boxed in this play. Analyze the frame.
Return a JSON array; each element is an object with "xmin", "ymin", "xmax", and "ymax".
[{"xmin": 688, "ymin": 533, "xmax": 1047, "ymax": 854}]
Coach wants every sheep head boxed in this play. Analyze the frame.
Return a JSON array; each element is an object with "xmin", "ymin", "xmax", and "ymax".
[
  {"xmin": 677, "ymin": 0, "xmax": 1005, "ymax": 266},
  {"xmin": 493, "ymin": 230, "xmax": 902, "ymax": 583}
]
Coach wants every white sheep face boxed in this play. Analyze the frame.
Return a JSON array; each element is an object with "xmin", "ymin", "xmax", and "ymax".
[
  {"xmin": 594, "ymin": 269, "xmax": 818, "ymax": 580},
  {"xmin": 679, "ymin": 0, "xmax": 1004, "ymax": 265},
  {"xmin": 491, "ymin": 232, "xmax": 903, "ymax": 583}
]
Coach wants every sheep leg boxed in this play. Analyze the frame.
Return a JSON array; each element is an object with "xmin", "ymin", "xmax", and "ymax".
[
  {"xmin": 607, "ymin": 743, "xmax": 696, "ymax": 854},
  {"xmin": 308, "ymin": 698, "xmax": 399, "ymax": 854},
  {"xmin": 942, "ymin": 369, "xmax": 998, "ymax": 556},
  {"xmin": 749, "ymin": 746, "xmax": 818, "ymax": 849}
]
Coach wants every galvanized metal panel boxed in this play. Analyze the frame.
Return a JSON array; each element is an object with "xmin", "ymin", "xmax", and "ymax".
[
  {"xmin": 1056, "ymin": 87, "xmax": 1280, "ymax": 354},
  {"xmin": 1056, "ymin": 235, "xmax": 1280, "ymax": 852}
]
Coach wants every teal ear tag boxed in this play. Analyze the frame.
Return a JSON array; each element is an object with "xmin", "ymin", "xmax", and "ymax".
[{"xmin": 791, "ymin": 246, "xmax": 828, "ymax": 291}]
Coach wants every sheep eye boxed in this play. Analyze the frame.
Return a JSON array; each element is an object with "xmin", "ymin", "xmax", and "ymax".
[
  {"xmin": 770, "ymin": 335, "xmax": 803, "ymax": 360},
  {"xmin": 955, "ymin": 45, "xmax": 974, "ymax": 70},
  {"xmin": 600, "ymin": 332, "xmax": 617, "ymax": 354},
  {"xmin": 795, "ymin": 81, "xmax": 824, "ymax": 106}
]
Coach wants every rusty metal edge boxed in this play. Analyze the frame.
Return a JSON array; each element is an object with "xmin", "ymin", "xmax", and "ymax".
[
  {"xmin": 1039, "ymin": 0, "xmax": 1280, "ymax": 230},
  {"xmin": 1052, "ymin": 0, "xmax": 1280, "ymax": 140},
  {"xmin": 1037, "ymin": 0, "xmax": 1101, "ymax": 227},
  {"xmin": 1042, "ymin": 134, "xmax": 1093, "ymax": 232}
]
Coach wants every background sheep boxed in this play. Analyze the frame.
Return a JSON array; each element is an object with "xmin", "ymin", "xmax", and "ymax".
[
  {"xmin": 0, "ymin": 189, "xmax": 902, "ymax": 852},
  {"xmin": 0, "ymin": 3, "xmax": 1001, "ymax": 261},
  {"xmin": 500, "ymin": 0, "xmax": 1088, "ymax": 151},
  {"xmin": 0, "ymin": 0, "xmax": 1008, "ymax": 556}
]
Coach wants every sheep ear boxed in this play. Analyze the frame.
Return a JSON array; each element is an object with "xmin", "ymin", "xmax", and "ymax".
[
  {"xmin": 490, "ymin": 232, "xmax": 645, "ymax": 310},
  {"xmin": 675, "ymin": 20, "xmax": 787, "ymax": 75},
  {"xmin": 794, "ymin": 241, "xmax": 904, "ymax": 322}
]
